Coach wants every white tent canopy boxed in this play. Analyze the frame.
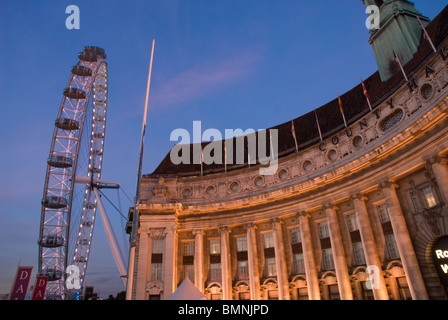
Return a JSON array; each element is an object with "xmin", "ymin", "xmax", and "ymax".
[{"xmin": 168, "ymin": 277, "xmax": 208, "ymax": 300}]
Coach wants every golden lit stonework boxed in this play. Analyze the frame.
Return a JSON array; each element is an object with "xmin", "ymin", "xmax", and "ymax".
[{"xmin": 126, "ymin": 4, "xmax": 448, "ymax": 300}]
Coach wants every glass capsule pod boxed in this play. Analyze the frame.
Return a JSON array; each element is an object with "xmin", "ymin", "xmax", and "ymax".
[
  {"xmin": 55, "ymin": 118, "xmax": 80, "ymax": 130},
  {"xmin": 42, "ymin": 196, "xmax": 68, "ymax": 209},
  {"xmin": 63, "ymin": 87, "xmax": 86, "ymax": 100},
  {"xmin": 38, "ymin": 235, "xmax": 65, "ymax": 248},
  {"xmin": 47, "ymin": 155, "xmax": 73, "ymax": 168}
]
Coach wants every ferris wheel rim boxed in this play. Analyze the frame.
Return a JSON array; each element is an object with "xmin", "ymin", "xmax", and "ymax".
[{"xmin": 38, "ymin": 46, "xmax": 108, "ymax": 300}]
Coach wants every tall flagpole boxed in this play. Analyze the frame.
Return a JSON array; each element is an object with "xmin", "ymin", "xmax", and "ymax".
[
  {"xmin": 338, "ymin": 94, "xmax": 348, "ymax": 128},
  {"xmin": 291, "ymin": 120, "xmax": 299, "ymax": 153},
  {"xmin": 417, "ymin": 15, "xmax": 437, "ymax": 53},
  {"xmin": 360, "ymin": 77, "xmax": 373, "ymax": 111},
  {"xmin": 313, "ymin": 107, "xmax": 323, "ymax": 142},
  {"xmin": 393, "ymin": 50, "xmax": 409, "ymax": 82},
  {"xmin": 126, "ymin": 39, "xmax": 155, "ymax": 300}
]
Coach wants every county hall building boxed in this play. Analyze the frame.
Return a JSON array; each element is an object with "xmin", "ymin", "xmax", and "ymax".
[{"xmin": 126, "ymin": 1, "xmax": 448, "ymax": 300}]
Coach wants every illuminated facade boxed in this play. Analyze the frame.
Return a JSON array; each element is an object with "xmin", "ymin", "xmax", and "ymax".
[{"xmin": 126, "ymin": 2, "xmax": 448, "ymax": 300}]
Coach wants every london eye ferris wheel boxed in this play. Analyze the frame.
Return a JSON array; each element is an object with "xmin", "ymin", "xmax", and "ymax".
[{"xmin": 37, "ymin": 46, "xmax": 124, "ymax": 300}]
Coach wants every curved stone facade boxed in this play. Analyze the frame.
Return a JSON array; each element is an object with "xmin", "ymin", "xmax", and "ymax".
[{"xmin": 127, "ymin": 6, "xmax": 448, "ymax": 300}]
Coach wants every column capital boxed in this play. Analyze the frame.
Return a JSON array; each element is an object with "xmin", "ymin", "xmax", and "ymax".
[
  {"xmin": 218, "ymin": 226, "xmax": 231, "ymax": 234},
  {"xmin": 322, "ymin": 203, "xmax": 338, "ymax": 212},
  {"xmin": 192, "ymin": 229, "xmax": 205, "ymax": 236},
  {"xmin": 269, "ymin": 217, "xmax": 283, "ymax": 225},
  {"xmin": 147, "ymin": 227, "xmax": 167, "ymax": 239},
  {"xmin": 378, "ymin": 181, "xmax": 399, "ymax": 192},
  {"xmin": 351, "ymin": 193, "xmax": 368, "ymax": 202},
  {"xmin": 244, "ymin": 222, "xmax": 257, "ymax": 230},
  {"xmin": 425, "ymin": 154, "xmax": 448, "ymax": 169},
  {"xmin": 295, "ymin": 211, "xmax": 311, "ymax": 219}
]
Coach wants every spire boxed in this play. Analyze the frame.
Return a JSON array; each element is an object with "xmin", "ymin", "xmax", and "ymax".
[{"xmin": 363, "ymin": 0, "xmax": 430, "ymax": 82}]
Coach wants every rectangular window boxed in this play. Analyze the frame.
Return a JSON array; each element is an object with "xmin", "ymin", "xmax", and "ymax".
[
  {"xmin": 209, "ymin": 263, "xmax": 222, "ymax": 281},
  {"xmin": 237, "ymin": 260, "xmax": 249, "ymax": 280},
  {"xmin": 322, "ymin": 248, "xmax": 334, "ymax": 270},
  {"xmin": 352, "ymin": 241, "xmax": 366, "ymax": 266},
  {"xmin": 377, "ymin": 203, "xmax": 390, "ymax": 224},
  {"xmin": 210, "ymin": 239, "xmax": 220, "ymax": 255},
  {"xmin": 183, "ymin": 241, "xmax": 194, "ymax": 256},
  {"xmin": 236, "ymin": 236, "xmax": 247, "ymax": 252},
  {"xmin": 421, "ymin": 186, "xmax": 437, "ymax": 208},
  {"xmin": 265, "ymin": 257, "xmax": 277, "ymax": 277},
  {"xmin": 346, "ymin": 213, "xmax": 359, "ymax": 232},
  {"xmin": 291, "ymin": 227, "xmax": 302, "ymax": 244},
  {"xmin": 385, "ymin": 234, "xmax": 400, "ymax": 260},
  {"xmin": 318, "ymin": 221, "xmax": 330, "ymax": 239},
  {"xmin": 152, "ymin": 239, "xmax": 164, "ymax": 254},
  {"xmin": 292, "ymin": 253, "xmax": 305, "ymax": 274},
  {"xmin": 151, "ymin": 263, "xmax": 163, "ymax": 281},
  {"xmin": 263, "ymin": 233, "xmax": 274, "ymax": 249}
]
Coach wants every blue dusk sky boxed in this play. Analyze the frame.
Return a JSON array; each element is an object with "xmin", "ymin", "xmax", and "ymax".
[{"xmin": 0, "ymin": 0, "xmax": 446, "ymax": 298}]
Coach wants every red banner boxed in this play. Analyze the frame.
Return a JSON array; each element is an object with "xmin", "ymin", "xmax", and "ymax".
[
  {"xmin": 31, "ymin": 275, "xmax": 48, "ymax": 300},
  {"xmin": 9, "ymin": 266, "xmax": 33, "ymax": 300}
]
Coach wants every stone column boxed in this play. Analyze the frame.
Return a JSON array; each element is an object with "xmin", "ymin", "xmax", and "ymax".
[
  {"xmin": 193, "ymin": 229, "xmax": 205, "ymax": 293},
  {"xmin": 270, "ymin": 218, "xmax": 291, "ymax": 300},
  {"xmin": 244, "ymin": 223, "xmax": 261, "ymax": 300},
  {"xmin": 163, "ymin": 227, "xmax": 178, "ymax": 298},
  {"xmin": 219, "ymin": 226, "xmax": 232, "ymax": 300},
  {"xmin": 297, "ymin": 211, "xmax": 321, "ymax": 300},
  {"xmin": 378, "ymin": 181, "xmax": 429, "ymax": 300},
  {"xmin": 351, "ymin": 194, "xmax": 389, "ymax": 300},
  {"xmin": 135, "ymin": 228, "xmax": 149, "ymax": 299},
  {"xmin": 426, "ymin": 155, "xmax": 448, "ymax": 206},
  {"xmin": 323, "ymin": 203, "xmax": 353, "ymax": 300}
]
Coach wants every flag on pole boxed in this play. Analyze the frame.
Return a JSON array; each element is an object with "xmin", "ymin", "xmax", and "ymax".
[
  {"xmin": 417, "ymin": 15, "xmax": 437, "ymax": 53},
  {"xmin": 9, "ymin": 265, "xmax": 33, "ymax": 300},
  {"xmin": 291, "ymin": 120, "xmax": 299, "ymax": 152},
  {"xmin": 31, "ymin": 275, "xmax": 48, "ymax": 300},
  {"xmin": 338, "ymin": 94, "xmax": 348, "ymax": 128},
  {"xmin": 313, "ymin": 107, "xmax": 323, "ymax": 142},
  {"xmin": 360, "ymin": 77, "xmax": 373, "ymax": 111},
  {"xmin": 393, "ymin": 50, "xmax": 409, "ymax": 82}
]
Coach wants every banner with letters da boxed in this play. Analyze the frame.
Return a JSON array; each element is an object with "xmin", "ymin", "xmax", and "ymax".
[
  {"xmin": 31, "ymin": 275, "xmax": 48, "ymax": 300},
  {"xmin": 9, "ymin": 266, "xmax": 33, "ymax": 300}
]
